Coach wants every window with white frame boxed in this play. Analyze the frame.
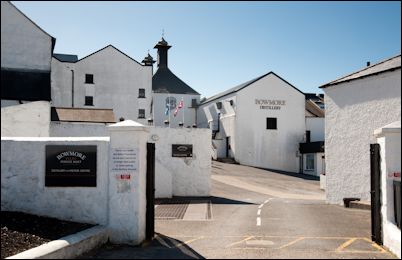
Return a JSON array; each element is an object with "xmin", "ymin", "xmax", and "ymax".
[{"xmin": 306, "ymin": 154, "xmax": 315, "ymax": 170}]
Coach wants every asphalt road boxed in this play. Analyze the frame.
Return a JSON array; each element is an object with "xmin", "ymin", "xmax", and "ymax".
[{"xmin": 81, "ymin": 161, "xmax": 397, "ymax": 259}]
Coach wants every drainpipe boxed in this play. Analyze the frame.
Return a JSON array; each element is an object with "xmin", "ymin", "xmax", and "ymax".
[{"xmin": 71, "ymin": 70, "xmax": 74, "ymax": 107}]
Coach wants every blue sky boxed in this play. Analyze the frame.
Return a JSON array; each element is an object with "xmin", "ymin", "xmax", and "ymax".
[{"xmin": 13, "ymin": 1, "xmax": 401, "ymax": 98}]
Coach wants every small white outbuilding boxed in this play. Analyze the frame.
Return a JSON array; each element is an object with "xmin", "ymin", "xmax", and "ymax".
[{"xmin": 320, "ymin": 54, "xmax": 401, "ymax": 205}]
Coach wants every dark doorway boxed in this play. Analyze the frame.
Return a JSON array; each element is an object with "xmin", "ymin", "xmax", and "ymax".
[
  {"xmin": 146, "ymin": 142, "xmax": 155, "ymax": 241},
  {"xmin": 370, "ymin": 143, "xmax": 382, "ymax": 245},
  {"xmin": 226, "ymin": 137, "xmax": 230, "ymax": 158}
]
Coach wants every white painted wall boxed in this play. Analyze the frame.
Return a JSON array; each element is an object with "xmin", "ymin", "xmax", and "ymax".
[
  {"xmin": 107, "ymin": 120, "xmax": 148, "ymax": 244},
  {"xmin": 1, "ymin": 137, "xmax": 110, "ymax": 225},
  {"xmin": 1, "ymin": 1, "xmax": 52, "ymax": 71},
  {"xmin": 236, "ymin": 74, "xmax": 305, "ymax": 173},
  {"xmin": 51, "ymin": 59, "xmax": 74, "ymax": 107},
  {"xmin": 324, "ymin": 69, "xmax": 401, "ymax": 204},
  {"xmin": 51, "ymin": 46, "xmax": 152, "ymax": 124},
  {"xmin": 152, "ymin": 93, "xmax": 200, "ymax": 128},
  {"xmin": 149, "ymin": 127, "xmax": 211, "ymax": 198},
  {"xmin": 1, "ymin": 101, "xmax": 50, "ymax": 137},
  {"xmin": 375, "ymin": 122, "xmax": 401, "ymax": 258},
  {"xmin": 197, "ymin": 94, "xmax": 237, "ymax": 159},
  {"xmin": 306, "ymin": 117, "xmax": 325, "ymax": 142},
  {"xmin": 50, "ymin": 122, "xmax": 109, "ymax": 137}
]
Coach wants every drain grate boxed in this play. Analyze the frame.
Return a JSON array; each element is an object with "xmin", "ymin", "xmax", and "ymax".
[
  {"xmin": 155, "ymin": 199, "xmax": 190, "ymax": 220},
  {"xmin": 155, "ymin": 199, "xmax": 213, "ymax": 220}
]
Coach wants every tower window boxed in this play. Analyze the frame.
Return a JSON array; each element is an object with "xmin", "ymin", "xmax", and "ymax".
[
  {"xmin": 85, "ymin": 96, "xmax": 93, "ymax": 106},
  {"xmin": 266, "ymin": 118, "xmax": 277, "ymax": 130},
  {"xmin": 85, "ymin": 74, "xmax": 94, "ymax": 84},
  {"xmin": 139, "ymin": 89, "xmax": 145, "ymax": 98},
  {"xmin": 138, "ymin": 109, "xmax": 145, "ymax": 119}
]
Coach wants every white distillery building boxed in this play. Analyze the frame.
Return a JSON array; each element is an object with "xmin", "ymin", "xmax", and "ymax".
[
  {"xmin": 299, "ymin": 94, "xmax": 325, "ymax": 177},
  {"xmin": 321, "ymin": 54, "xmax": 401, "ymax": 205},
  {"xmin": 51, "ymin": 45, "xmax": 153, "ymax": 125},
  {"xmin": 1, "ymin": 1, "xmax": 55, "ymax": 108},
  {"xmin": 151, "ymin": 38, "xmax": 200, "ymax": 128},
  {"xmin": 197, "ymin": 72, "xmax": 306, "ymax": 173}
]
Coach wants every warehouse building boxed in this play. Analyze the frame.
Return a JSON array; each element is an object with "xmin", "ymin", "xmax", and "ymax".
[{"xmin": 197, "ymin": 71, "xmax": 306, "ymax": 173}]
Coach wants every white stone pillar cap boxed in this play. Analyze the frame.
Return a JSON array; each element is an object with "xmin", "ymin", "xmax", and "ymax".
[
  {"xmin": 107, "ymin": 120, "xmax": 149, "ymax": 132},
  {"xmin": 374, "ymin": 121, "xmax": 401, "ymax": 137}
]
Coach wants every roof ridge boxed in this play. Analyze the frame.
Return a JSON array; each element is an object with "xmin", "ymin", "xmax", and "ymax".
[
  {"xmin": 320, "ymin": 54, "xmax": 401, "ymax": 88},
  {"xmin": 6, "ymin": 1, "xmax": 55, "ymax": 40}
]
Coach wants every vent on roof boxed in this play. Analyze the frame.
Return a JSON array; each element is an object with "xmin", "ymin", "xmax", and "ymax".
[{"xmin": 367, "ymin": 61, "xmax": 370, "ymax": 67}]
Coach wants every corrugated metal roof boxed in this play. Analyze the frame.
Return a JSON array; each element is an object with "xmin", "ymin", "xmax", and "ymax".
[
  {"xmin": 53, "ymin": 54, "xmax": 78, "ymax": 62},
  {"xmin": 320, "ymin": 54, "xmax": 401, "ymax": 88},
  {"xmin": 152, "ymin": 67, "xmax": 199, "ymax": 95},
  {"xmin": 51, "ymin": 107, "xmax": 116, "ymax": 123}
]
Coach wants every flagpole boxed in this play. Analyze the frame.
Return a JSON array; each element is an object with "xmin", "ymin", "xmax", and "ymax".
[
  {"xmin": 168, "ymin": 94, "xmax": 171, "ymax": 128},
  {"xmin": 182, "ymin": 97, "xmax": 184, "ymax": 127}
]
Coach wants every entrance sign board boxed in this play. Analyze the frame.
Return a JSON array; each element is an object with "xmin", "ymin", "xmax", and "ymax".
[
  {"xmin": 45, "ymin": 145, "xmax": 97, "ymax": 187},
  {"xmin": 172, "ymin": 144, "xmax": 193, "ymax": 157},
  {"xmin": 111, "ymin": 148, "xmax": 138, "ymax": 193}
]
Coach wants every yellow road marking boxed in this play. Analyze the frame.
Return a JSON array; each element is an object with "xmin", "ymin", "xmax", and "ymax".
[
  {"xmin": 277, "ymin": 237, "xmax": 305, "ymax": 249},
  {"xmin": 226, "ymin": 236, "xmax": 255, "ymax": 248},
  {"xmin": 175, "ymin": 236, "xmax": 204, "ymax": 248},
  {"xmin": 362, "ymin": 237, "xmax": 387, "ymax": 253},
  {"xmin": 336, "ymin": 238, "xmax": 357, "ymax": 251}
]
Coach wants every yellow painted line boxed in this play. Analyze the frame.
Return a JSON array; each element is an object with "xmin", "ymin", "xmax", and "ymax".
[
  {"xmin": 226, "ymin": 236, "xmax": 255, "ymax": 248},
  {"xmin": 277, "ymin": 237, "xmax": 305, "ymax": 249},
  {"xmin": 336, "ymin": 238, "xmax": 357, "ymax": 251},
  {"xmin": 175, "ymin": 236, "xmax": 204, "ymax": 248},
  {"xmin": 362, "ymin": 237, "xmax": 387, "ymax": 253},
  {"xmin": 335, "ymin": 250, "xmax": 387, "ymax": 254}
]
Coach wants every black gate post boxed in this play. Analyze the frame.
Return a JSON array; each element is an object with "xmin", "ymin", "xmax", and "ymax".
[
  {"xmin": 146, "ymin": 143, "xmax": 155, "ymax": 241},
  {"xmin": 370, "ymin": 143, "xmax": 382, "ymax": 245}
]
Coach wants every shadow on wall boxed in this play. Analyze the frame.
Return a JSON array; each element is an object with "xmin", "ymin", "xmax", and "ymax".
[{"xmin": 78, "ymin": 233, "xmax": 205, "ymax": 259}]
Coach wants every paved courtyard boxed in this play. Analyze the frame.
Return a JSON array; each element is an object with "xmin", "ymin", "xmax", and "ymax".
[{"xmin": 81, "ymin": 161, "xmax": 398, "ymax": 259}]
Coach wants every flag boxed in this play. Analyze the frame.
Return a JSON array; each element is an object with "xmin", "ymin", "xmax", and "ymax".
[
  {"xmin": 165, "ymin": 101, "xmax": 170, "ymax": 115},
  {"xmin": 174, "ymin": 98, "xmax": 184, "ymax": 117}
]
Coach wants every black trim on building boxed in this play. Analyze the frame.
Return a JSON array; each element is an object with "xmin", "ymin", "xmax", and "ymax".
[
  {"xmin": 299, "ymin": 141, "xmax": 325, "ymax": 154},
  {"xmin": 1, "ymin": 68, "xmax": 51, "ymax": 101}
]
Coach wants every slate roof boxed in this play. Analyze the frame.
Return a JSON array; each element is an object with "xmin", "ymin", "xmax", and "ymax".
[
  {"xmin": 320, "ymin": 54, "xmax": 401, "ymax": 88},
  {"xmin": 201, "ymin": 71, "xmax": 304, "ymax": 105},
  {"xmin": 53, "ymin": 53, "xmax": 78, "ymax": 62},
  {"xmin": 152, "ymin": 67, "xmax": 200, "ymax": 95},
  {"xmin": 51, "ymin": 107, "xmax": 116, "ymax": 123}
]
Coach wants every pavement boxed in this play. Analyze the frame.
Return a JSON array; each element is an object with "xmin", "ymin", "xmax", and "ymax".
[{"xmin": 80, "ymin": 161, "xmax": 398, "ymax": 259}]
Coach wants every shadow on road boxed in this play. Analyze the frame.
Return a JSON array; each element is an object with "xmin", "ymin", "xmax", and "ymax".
[
  {"xmin": 254, "ymin": 166, "xmax": 320, "ymax": 181},
  {"xmin": 78, "ymin": 233, "xmax": 204, "ymax": 259},
  {"xmin": 156, "ymin": 196, "xmax": 256, "ymax": 205}
]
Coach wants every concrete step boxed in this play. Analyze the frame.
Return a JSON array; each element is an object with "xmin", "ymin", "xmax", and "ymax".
[
  {"xmin": 349, "ymin": 200, "xmax": 371, "ymax": 210},
  {"xmin": 217, "ymin": 158, "xmax": 238, "ymax": 164}
]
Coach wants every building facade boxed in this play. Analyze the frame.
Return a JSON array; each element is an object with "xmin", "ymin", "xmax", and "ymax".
[
  {"xmin": 1, "ymin": 1, "xmax": 55, "ymax": 108},
  {"xmin": 152, "ymin": 38, "xmax": 200, "ymax": 128},
  {"xmin": 198, "ymin": 72, "xmax": 306, "ymax": 173},
  {"xmin": 299, "ymin": 93, "xmax": 325, "ymax": 176},
  {"xmin": 51, "ymin": 45, "xmax": 153, "ymax": 124},
  {"xmin": 321, "ymin": 54, "xmax": 401, "ymax": 204}
]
